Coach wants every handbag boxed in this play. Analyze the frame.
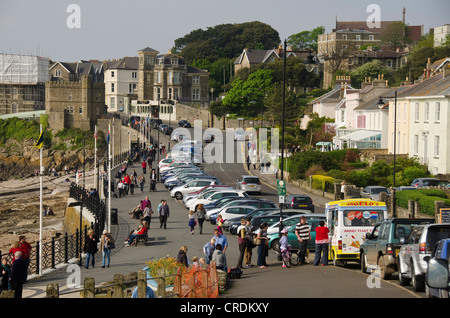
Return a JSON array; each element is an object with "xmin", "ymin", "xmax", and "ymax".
[
  {"xmin": 108, "ymin": 242, "xmax": 116, "ymax": 249},
  {"xmin": 254, "ymin": 238, "xmax": 262, "ymax": 245}
]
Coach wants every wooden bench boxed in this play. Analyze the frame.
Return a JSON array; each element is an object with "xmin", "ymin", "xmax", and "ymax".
[{"xmin": 134, "ymin": 230, "xmax": 148, "ymax": 246}]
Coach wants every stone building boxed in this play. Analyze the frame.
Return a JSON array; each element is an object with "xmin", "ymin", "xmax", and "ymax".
[
  {"xmin": 45, "ymin": 75, "xmax": 106, "ymax": 131},
  {"xmin": 0, "ymin": 53, "xmax": 49, "ymax": 115}
]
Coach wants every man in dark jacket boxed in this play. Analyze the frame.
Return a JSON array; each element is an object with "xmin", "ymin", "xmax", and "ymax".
[{"xmin": 10, "ymin": 251, "xmax": 27, "ymax": 298}]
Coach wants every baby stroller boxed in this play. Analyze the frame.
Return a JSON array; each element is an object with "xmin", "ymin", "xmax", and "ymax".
[{"xmin": 150, "ymin": 179, "xmax": 156, "ymax": 192}]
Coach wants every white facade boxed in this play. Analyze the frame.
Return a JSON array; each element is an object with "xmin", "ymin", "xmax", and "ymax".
[
  {"xmin": 104, "ymin": 58, "xmax": 139, "ymax": 113},
  {"xmin": 408, "ymin": 97, "xmax": 450, "ymax": 174},
  {"xmin": 434, "ymin": 24, "xmax": 450, "ymax": 47}
]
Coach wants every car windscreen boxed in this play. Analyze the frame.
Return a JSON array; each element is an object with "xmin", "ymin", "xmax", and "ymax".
[
  {"xmin": 426, "ymin": 226, "xmax": 450, "ymax": 251},
  {"xmin": 243, "ymin": 177, "xmax": 260, "ymax": 184},
  {"xmin": 370, "ymin": 188, "xmax": 388, "ymax": 194},
  {"xmin": 343, "ymin": 210, "xmax": 385, "ymax": 227},
  {"xmin": 293, "ymin": 197, "xmax": 311, "ymax": 204}
]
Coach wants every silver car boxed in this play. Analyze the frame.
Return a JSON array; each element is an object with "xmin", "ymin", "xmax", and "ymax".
[
  {"xmin": 397, "ymin": 223, "xmax": 450, "ymax": 291},
  {"xmin": 237, "ymin": 175, "xmax": 261, "ymax": 194}
]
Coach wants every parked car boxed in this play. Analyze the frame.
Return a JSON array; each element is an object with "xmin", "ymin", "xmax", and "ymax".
[
  {"xmin": 203, "ymin": 133, "xmax": 215, "ymax": 143},
  {"xmin": 266, "ymin": 213, "xmax": 326, "ymax": 235},
  {"xmin": 398, "ymin": 223, "xmax": 450, "ymax": 291},
  {"xmin": 214, "ymin": 205, "xmax": 258, "ymax": 223},
  {"xmin": 159, "ymin": 124, "xmax": 173, "ymax": 135},
  {"xmin": 361, "ymin": 186, "xmax": 390, "ymax": 201},
  {"xmin": 178, "ymin": 120, "xmax": 191, "ymax": 128},
  {"xmin": 396, "ymin": 186, "xmax": 417, "ymax": 191},
  {"xmin": 224, "ymin": 208, "xmax": 279, "ymax": 233},
  {"xmin": 267, "ymin": 219, "xmax": 324, "ymax": 253},
  {"xmin": 280, "ymin": 194, "xmax": 314, "ymax": 212},
  {"xmin": 170, "ymin": 179, "xmax": 221, "ymax": 200},
  {"xmin": 424, "ymin": 238, "xmax": 450, "ymax": 298},
  {"xmin": 236, "ymin": 175, "xmax": 261, "ymax": 194},
  {"xmin": 360, "ymin": 218, "xmax": 435, "ymax": 280},
  {"xmin": 151, "ymin": 118, "xmax": 162, "ymax": 128},
  {"xmin": 208, "ymin": 200, "xmax": 278, "ymax": 224},
  {"xmin": 410, "ymin": 178, "xmax": 447, "ymax": 188},
  {"xmin": 186, "ymin": 190, "xmax": 248, "ymax": 212}
]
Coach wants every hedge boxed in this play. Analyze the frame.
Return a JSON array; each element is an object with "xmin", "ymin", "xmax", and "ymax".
[
  {"xmin": 311, "ymin": 175, "xmax": 336, "ymax": 193},
  {"xmin": 395, "ymin": 189, "xmax": 450, "ymax": 216}
]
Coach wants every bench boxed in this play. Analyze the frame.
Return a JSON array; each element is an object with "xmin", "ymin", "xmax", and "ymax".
[{"xmin": 134, "ymin": 230, "xmax": 148, "ymax": 246}]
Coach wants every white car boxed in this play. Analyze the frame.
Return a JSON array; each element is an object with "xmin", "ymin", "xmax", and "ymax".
[
  {"xmin": 265, "ymin": 213, "xmax": 324, "ymax": 235},
  {"xmin": 182, "ymin": 185, "xmax": 233, "ymax": 205},
  {"xmin": 160, "ymin": 162, "xmax": 197, "ymax": 174},
  {"xmin": 170, "ymin": 179, "xmax": 220, "ymax": 200},
  {"xmin": 236, "ymin": 175, "xmax": 262, "ymax": 194},
  {"xmin": 217, "ymin": 205, "xmax": 258, "ymax": 222},
  {"xmin": 186, "ymin": 190, "xmax": 248, "ymax": 211}
]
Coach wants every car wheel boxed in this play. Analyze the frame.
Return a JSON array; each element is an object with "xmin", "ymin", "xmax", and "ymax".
[
  {"xmin": 410, "ymin": 261, "xmax": 425, "ymax": 292},
  {"xmin": 378, "ymin": 255, "xmax": 391, "ymax": 280},
  {"xmin": 272, "ymin": 239, "xmax": 280, "ymax": 252},
  {"xmin": 175, "ymin": 192, "xmax": 183, "ymax": 200},
  {"xmin": 397, "ymin": 257, "xmax": 410, "ymax": 286}
]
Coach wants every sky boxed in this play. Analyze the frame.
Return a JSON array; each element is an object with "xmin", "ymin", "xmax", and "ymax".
[{"xmin": 0, "ymin": 0, "xmax": 448, "ymax": 62}]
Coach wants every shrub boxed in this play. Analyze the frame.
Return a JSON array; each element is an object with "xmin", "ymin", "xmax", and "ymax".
[
  {"xmin": 311, "ymin": 175, "xmax": 336, "ymax": 193},
  {"xmin": 403, "ymin": 166, "xmax": 427, "ymax": 184},
  {"xmin": 145, "ymin": 257, "xmax": 186, "ymax": 286},
  {"xmin": 395, "ymin": 189, "xmax": 450, "ymax": 216}
]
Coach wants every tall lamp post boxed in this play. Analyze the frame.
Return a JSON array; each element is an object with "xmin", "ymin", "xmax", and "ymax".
[
  {"xmin": 278, "ymin": 41, "xmax": 317, "ymax": 260},
  {"xmin": 377, "ymin": 90, "xmax": 397, "ymax": 218}
]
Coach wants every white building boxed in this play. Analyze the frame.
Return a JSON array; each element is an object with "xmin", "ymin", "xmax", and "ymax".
[
  {"xmin": 434, "ymin": 24, "xmax": 450, "ymax": 47},
  {"xmin": 104, "ymin": 57, "xmax": 139, "ymax": 113}
]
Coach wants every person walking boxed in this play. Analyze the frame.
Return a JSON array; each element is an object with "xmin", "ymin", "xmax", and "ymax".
[
  {"xmin": 188, "ymin": 210, "xmax": 196, "ymax": 234},
  {"xmin": 158, "ymin": 200, "xmax": 169, "ymax": 229},
  {"xmin": 244, "ymin": 218, "xmax": 254, "ymax": 268},
  {"xmin": 150, "ymin": 169, "xmax": 157, "ymax": 192},
  {"xmin": 203, "ymin": 238, "xmax": 216, "ymax": 264},
  {"xmin": 142, "ymin": 205, "xmax": 153, "ymax": 229},
  {"xmin": 142, "ymin": 160, "xmax": 147, "ymax": 174},
  {"xmin": 216, "ymin": 214, "xmax": 224, "ymax": 235},
  {"xmin": 84, "ymin": 229, "xmax": 98, "ymax": 269},
  {"xmin": 295, "ymin": 216, "xmax": 311, "ymax": 264},
  {"xmin": 314, "ymin": 220, "xmax": 330, "ymax": 266},
  {"xmin": 256, "ymin": 223, "xmax": 269, "ymax": 268},
  {"xmin": 100, "ymin": 230, "xmax": 114, "ymax": 268},
  {"xmin": 138, "ymin": 174, "xmax": 146, "ymax": 193},
  {"xmin": 10, "ymin": 251, "xmax": 27, "ymax": 298},
  {"xmin": 196, "ymin": 204, "xmax": 206, "ymax": 234},
  {"xmin": 340, "ymin": 180, "xmax": 346, "ymax": 200}
]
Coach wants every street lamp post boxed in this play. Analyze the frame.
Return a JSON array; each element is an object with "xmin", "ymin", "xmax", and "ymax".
[{"xmin": 377, "ymin": 90, "xmax": 397, "ymax": 218}]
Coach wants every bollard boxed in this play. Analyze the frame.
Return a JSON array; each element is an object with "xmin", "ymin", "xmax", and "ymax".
[
  {"xmin": 84, "ymin": 277, "xmax": 95, "ymax": 298},
  {"xmin": 137, "ymin": 271, "xmax": 147, "ymax": 298},
  {"xmin": 156, "ymin": 268, "xmax": 166, "ymax": 298},
  {"xmin": 46, "ymin": 283, "xmax": 59, "ymax": 298},
  {"xmin": 113, "ymin": 274, "xmax": 124, "ymax": 298}
]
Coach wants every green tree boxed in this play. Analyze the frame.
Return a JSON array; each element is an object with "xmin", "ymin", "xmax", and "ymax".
[
  {"xmin": 350, "ymin": 60, "xmax": 392, "ymax": 88},
  {"xmin": 222, "ymin": 69, "xmax": 274, "ymax": 117},
  {"xmin": 287, "ymin": 26, "xmax": 325, "ymax": 52},
  {"xmin": 381, "ymin": 22, "xmax": 412, "ymax": 50}
]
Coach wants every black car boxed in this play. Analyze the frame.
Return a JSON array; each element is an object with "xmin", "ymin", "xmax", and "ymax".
[
  {"xmin": 151, "ymin": 118, "xmax": 162, "ymax": 128},
  {"xmin": 280, "ymin": 194, "xmax": 314, "ymax": 212},
  {"xmin": 178, "ymin": 120, "xmax": 192, "ymax": 128}
]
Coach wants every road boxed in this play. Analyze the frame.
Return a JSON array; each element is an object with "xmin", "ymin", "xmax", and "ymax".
[{"xmin": 21, "ymin": 123, "xmax": 423, "ymax": 299}]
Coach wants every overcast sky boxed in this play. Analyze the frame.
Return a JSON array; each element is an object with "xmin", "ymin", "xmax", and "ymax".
[{"xmin": 0, "ymin": 0, "xmax": 448, "ymax": 62}]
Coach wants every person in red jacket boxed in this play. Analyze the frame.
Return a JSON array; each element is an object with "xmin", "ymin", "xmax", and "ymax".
[
  {"xmin": 142, "ymin": 160, "xmax": 147, "ymax": 174},
  {"xmin": 126, "ymin": 221, "xmax": 148, "ymax": 246},
  {"xmin": 19, "ymin": 236, "xmax": 32, "ymax": 281},
  {"xmin": 313, "ymin": 221, "xmax": 330, "ymax": 266},
  {"xmin": 123, "ymin": 174, "xmax": 131, "ymax": 195}
]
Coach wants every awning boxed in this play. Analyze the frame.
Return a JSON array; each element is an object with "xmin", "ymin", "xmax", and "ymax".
[{"xmin": 340, "ymin": 130, "xmax": 381, "ymax": 141}]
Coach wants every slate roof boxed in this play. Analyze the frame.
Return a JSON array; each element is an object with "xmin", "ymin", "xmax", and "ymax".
[
  {"xmin": 108, "ymin": 57, "xmax": 139, "ymax": 70},
  {"xmin": 138, "ymin": 47, "xmax": 159, "ymax": 54}
]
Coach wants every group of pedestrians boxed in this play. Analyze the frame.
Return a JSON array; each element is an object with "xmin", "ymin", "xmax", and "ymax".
[{"xmin": 2, "ymin": 236, "xmax": 32, "ymax": 298}]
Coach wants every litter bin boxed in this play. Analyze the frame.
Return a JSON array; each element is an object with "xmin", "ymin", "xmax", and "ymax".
[{"xmin": 111, "ymin": 208, "xmax": 118, "ymax": 225}]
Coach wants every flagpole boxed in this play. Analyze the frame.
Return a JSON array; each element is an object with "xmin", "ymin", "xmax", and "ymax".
[
  {"xmin": 108, "ymin": 123, "xmax": 112, "ymax": 232},
  {"xmin": 94, "ymin": 125, "xmax": 97, "ymax": 191},
  {"xmin": 39, "ymin": 124, "xmax": 43, "ymax": 277}
]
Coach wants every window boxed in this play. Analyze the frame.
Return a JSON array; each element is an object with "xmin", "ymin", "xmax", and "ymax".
[
  {"xmin": 192, "ymin": 88, "xmax": 200, "ymax": 100},
  {"xmin": 111, "ymin": 71, "xmax": 115, "ymax": 78},
  {"xmin": 55, "ymin": 69, "xmax": 61, "ymax": 77},
  {"xmin": 79, "ymin": 107, "xmax": 83, "ymax": 114},
  {"xmin": 414, "ymin": 102, "xmax": 419, "ymax": 122},
  {"xmin": 435, "ymin": 102, "xmax": 440, "ymax": 122},
  {"xmin": 173, "ymin": 72, "xmax": 180, "ymax": 84},
  {"xmin": 110, "ymin": 97, "xmax": 115, "ymax": 108},
  {"xmin": 355, "ymin": 35, "xmax": 361, "ymax": 41},
  {"xmin": 111, "ymin": 83, "xmax": 115, "ymax": 93},
  {"xmin": 369, "ymin": 35, "xmax": 374, "ymax": 41},
  {"xmin": 414, "ymin": 135, "xmax": 419, "ymax": 155},
  {"xmin": 145, "ymin": 55, "xmax": 155, "ymax": 65},
  {"xmin": 168, "ymin": 87, "xmax": 172, "ymax": 99},
  {"xmin": 435, "ymin": 135, "xmax": 440, "ymax": 157},
  {"xmin": 192, "ymin": 75, "xmax": 200, "ymax": 84},
  {"xmin": 424, "ymin": 102, "xmax": 429, "ymax": 122},
  {"xmin": 129, "ymin": 83, "xmax": 136, "ymax": 93},
  {"xmin": 171, "ymin": 57, "xmax": 178, "ymax": 65},
  {"xmin": 342, "ymin": 35, "xmax": 347, "ymax": 40},
  {"xmin": 68, "ymin": 93, "xmax": 72, "ymax": 101},
  {"xmin": 132, "ymin": 71, "xmax": 137, "ymax": 79}
]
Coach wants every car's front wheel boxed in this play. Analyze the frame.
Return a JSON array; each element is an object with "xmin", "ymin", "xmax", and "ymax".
[
  {"xmin": 411, "ymin": 261, "xmax": 425, "ymax": 292},
  {"xmin": 175, "ymin": 192, "xmax": 183, "ymax": 200}
]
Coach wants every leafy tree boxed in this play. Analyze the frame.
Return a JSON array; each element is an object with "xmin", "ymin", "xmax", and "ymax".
[
  {"xmin": 173, "ymin": 21, "xmax": 280, "ymax": 64},
  {"xmin": 287, "ymin": 26, "xmax": 325, "ymax": 52},
  {"xmin": 381, "ymin": 22, "xmax": 412, "ymax": 50},
  {"xmin": 264, "ymin": 82, "xmax": 301, "ymax": 126},
  {"xmin": 350, "ymin": 59, "xmax": 392, "ymax": 88},
  {"xmin": 223, "ymin": 69, "xmax": 274, "ymax": 117}
]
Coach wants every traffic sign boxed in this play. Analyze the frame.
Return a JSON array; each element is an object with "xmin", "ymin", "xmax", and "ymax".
[{"xmin": 277, "ymin": 180, "xmax": 286, "ymax": 195}]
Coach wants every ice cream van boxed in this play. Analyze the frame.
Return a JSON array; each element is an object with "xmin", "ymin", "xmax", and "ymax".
[{"xmin": 325, "ymin": 198, "xmax": 388, "ymax": 266}]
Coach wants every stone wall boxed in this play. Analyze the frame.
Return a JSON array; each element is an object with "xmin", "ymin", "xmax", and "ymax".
[{"xmin": 63, "ymin": 198, "xmax": 95, "ymax": 234}]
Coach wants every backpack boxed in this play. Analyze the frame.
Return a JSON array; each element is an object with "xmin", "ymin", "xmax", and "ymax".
[{"xmin": 227, "ymin": 267, "xmax": 243, "ymax": 279}]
